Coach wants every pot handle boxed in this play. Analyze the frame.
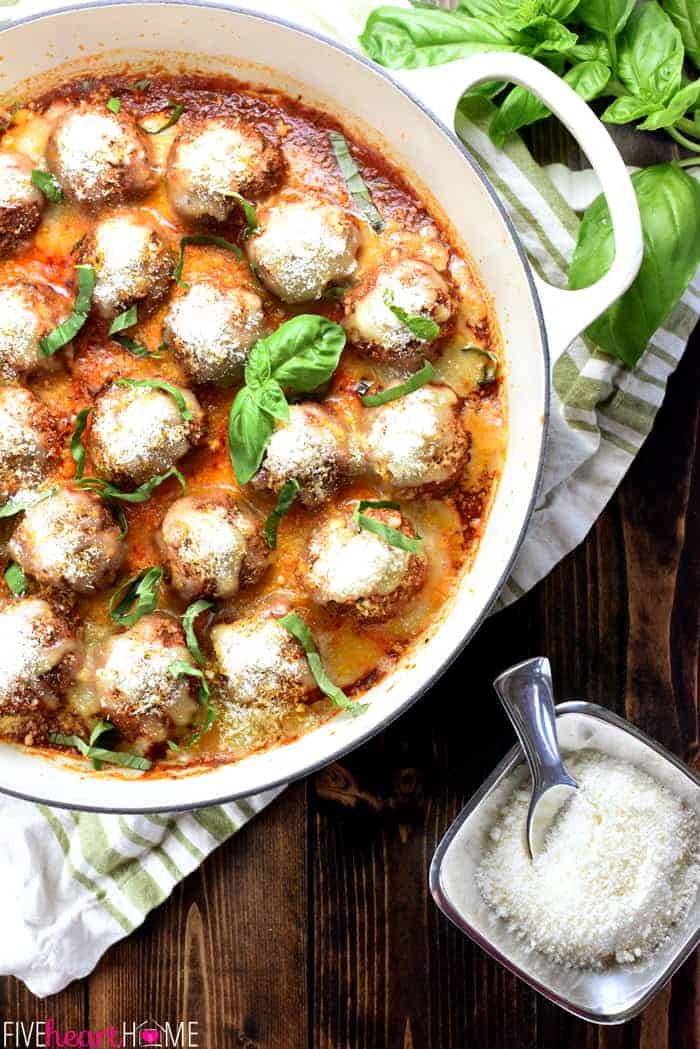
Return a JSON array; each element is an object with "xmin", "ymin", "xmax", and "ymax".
[{"xmin": 391, "ymin": 53, "xmax": 643, "ymax": 357}]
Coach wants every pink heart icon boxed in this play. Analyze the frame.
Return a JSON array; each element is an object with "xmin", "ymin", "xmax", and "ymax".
[{"xmin": 141, "ymin": 1032, "xmax": 160, "ymax": 1045}]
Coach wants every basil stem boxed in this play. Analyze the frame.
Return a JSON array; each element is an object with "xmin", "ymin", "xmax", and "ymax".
[
  {"xmin": 279, "ymin": 612, "xmax": 365, "ymax": 715},
  {"xmin": 30, "ymin": 169, "xmax": 64, "ymax": 203},
  {"xmin": 139, "ymin": 101, "xmax": 184, "ymax": 135},
  {"xmin": 70, "ymin": 407, "xmax": 92, "ymax": 480},
  {"xmin": 382, "ymin": 290, "xmax": 440, "ymax": 341},
  {"xmin": 462, "ymin": 345, "xmax": 498, "ymax": 386},
  {"xmin": 264, "ymin": 478, "xmax": 300, "ymax": 549},
  {"xmin": 4, "ymin": 562, "xmax": 27, "ymax": 597},
  {"xmin": 115, "ymin": 378, "xmax": 192, "ymax": 421},
  {"xmin": 39, "ymin": 265, "xmax": 95, "ymax": 356},
  {"xmin": 173, "ymin": 234, "xmax": 242, "ymax": 288},
  {"xmin": 360, "ymin": 360, "xmax": 435, "ymax": 407},
  {"xmin": 106, "ymin": 97, "xmax": 121, "ymax": 114},
  {"xmin": 77, "ymin": 466, "xmax": 185, "ymax": 504},
  {"xmin": 0, "ymin": 485, "xmax": 58, "ymax": 519},
  {"xmin": 182, "ymin": 599, "xmax": 214, "ymax": 666},
  {"xmin": 329, "ymin": 130, "xmax": 385, "ymax": 232},
  {"xmin": 48, "ymin": 730, "xmax": 151, "ymax": 771},
  {"xmin": 109, "ymin": 567, "xmax": 163, "ymax": 626},
  {"xmin": 108, "ymin": 304, "xmax": 138, "ymax": 335},
  {"xmin": 353, "ymin": 499, "xmax": 423, "ymax": 555}
]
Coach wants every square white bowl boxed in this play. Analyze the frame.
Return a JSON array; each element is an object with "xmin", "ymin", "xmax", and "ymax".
[{"xmin": 429, "ymin": 701, "xmax": 700, "ymax": 1024}]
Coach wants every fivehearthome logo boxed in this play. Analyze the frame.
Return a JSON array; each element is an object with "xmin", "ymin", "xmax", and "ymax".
[{"xmin": 1, "ymin": 1019, "xmax": 200, "ymax": 1047}]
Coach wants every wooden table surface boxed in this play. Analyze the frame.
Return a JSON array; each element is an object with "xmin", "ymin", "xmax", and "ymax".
[{"xmin": 2, "ymin": 44, "xmax": 699, "ymax": 1049}]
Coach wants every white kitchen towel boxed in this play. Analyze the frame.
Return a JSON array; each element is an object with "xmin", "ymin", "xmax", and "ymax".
[{"xmin": 0, "ymin": 0, "xmax": 697, "ymax": 998}]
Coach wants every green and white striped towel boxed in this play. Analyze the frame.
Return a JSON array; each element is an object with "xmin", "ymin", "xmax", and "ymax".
[{"xmin": 0, "ymin": 0, "xmax": 697, "ymax": 998}]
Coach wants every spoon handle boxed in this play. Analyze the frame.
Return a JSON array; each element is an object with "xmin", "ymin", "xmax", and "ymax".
[{"xmin": 493, "ymin": 657, "xmax": 576, "ymax": 791}]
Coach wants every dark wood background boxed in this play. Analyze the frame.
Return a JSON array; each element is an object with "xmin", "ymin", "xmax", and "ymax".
[{"xmin": 2, "ymin": 13, "xmax": 699, "ymax": 1049}]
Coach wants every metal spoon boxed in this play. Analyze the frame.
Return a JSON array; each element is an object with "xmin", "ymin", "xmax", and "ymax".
[{"xmin": 493, "ymin": 657, "xmax": 578, "ymax": 860}]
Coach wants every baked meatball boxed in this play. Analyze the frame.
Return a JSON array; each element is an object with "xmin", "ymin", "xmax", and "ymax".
[
  {"xmin": 158, "ymin": 493, "xmax": 269, "ymax": 602},
  {"xmin": 166, "ymin": 114, "xmax": 283, "ymax": 224},
  {"xmin": 0, "ymin": 151, "xmax": 44, "ymax": 256},
  {"xmin": 88, "ymin": 380, "xmax": 204, "ymax": 487},
  {"xmin": 162, "ymin": 281, "xmax": 267, "ymax": 385},
  {"xmin": 211, "ymin": 611, "xmax": 315, "ymax": 707},
  {"xmin": 343, "ymin": 258, "xmax": 454, "ymax": 366},
  {"xmin": 0, "ymin": 598, "xmax": 78, "ymax": 713},
  {"xmin": 80, "ymin": 212, "xmax": 174, "ymax": 320},
  {"xmin": 92, "ymin": 613, "xmax": 200, "ymax": 748},
  {"xmin": 247, "ymin": 197, "xmax": 359, "ymax": 303},
  {"xmin": 305, "ymin": 505, "xmax": 426, "ymax": 622},
  {"xmin": 252, "ymin": 403, "xmax": 353, "ymax": 508},
  {"xmin": 0, "ymin": 386, "xmax": 59, "ymax": 503},
  {"xmin": 0, "ymin": 281, "xmax": 72, "ymax": 380},
  {"xmin": 361, "ymin": 383, "xmax": 470, "ymax": 498},
  {"xmin": 8, "ymin": 487, "xmax": 125, "ymax": 594},
  {"xmin": 46, "ymin": 102, "xmax": 154, "ymax": 207}
]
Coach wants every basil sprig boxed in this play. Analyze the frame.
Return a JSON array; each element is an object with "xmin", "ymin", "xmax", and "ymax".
[
  {"xmin": 382, "ymin": 291, "xmax": 440, "ymax": 342},
  {"xmin": 106, "ymin": 97, "xmax": 121, "ymax": 114},
  {"xmin": 264, "ymin": 479, "xmax": 300, "ymax": 549},
  {"xmin": 48, "ymin": 726, "xmax": 151, "ymax": 772},
  {"xmin": 39, "ymin": 265, "xmax": 95, "ymax": 356},
  {"xmin": 77, "ymin": 466, "xmax": 186, "ymax": 504},
  {"xmin": 279, "ymin": 611, "xmax": 366, "ymax": 716},
  {"xmin": 228, "ymin": 315, "xmax": 346, "ymax": 484},
  {"xmin": 353, "ymin": 499, "xmax": 423, "ymax": 555},
  {"xmin": 108, "ymin": 304, "xmax": 138, "ymax": 336},
  {"xmin": 30, "ymin": 169, "xmax": 64, "ymax": 203},
  {"xmin": 116, "ymin": 378, "xmax": 193, "ymax": 422},
  {"xmin": 463, "ymin": 346, "xmax": 499, "ymax": 386},
  {"xmin": 329, "ymin": 130, "xmax": 385, "ymax": 232},
  {"xmin": 109, "ymin": 567, "xmax": 163, "ymax": 626},
  {"xmin": 182, "ymin": 599, "xmax": 214, "ymax": 666},
  {"xmin": 70, "ymin": 407, "xmax": 92, "ymax": 480},
  {"xmin": 360, "ymin": 360, "xmax": 434, "ymax": 407},
  {"xmin": 173, "ymin": 234, "xmax": 242, "ymax": 288},
  {"xmin": 139, "ymin": 100, "xmax": 184, "ymax": 135},
  {"xmin": 4, "ymin": 562, "xmax": 27, "ymax": 597},
  {"xmin": 0, "ymin": 485, "xmax": 58, "ymax": 519}
]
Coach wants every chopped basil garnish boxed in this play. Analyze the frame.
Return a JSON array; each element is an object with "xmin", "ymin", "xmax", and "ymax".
[
  {"xmin": 4, "ymin": 562, "xmax": 27, "ymax": 597},
  {"xmin": 115, "ymin": 378, "xmax": 192, "ymax": 421},
  {"xmin": 111, "ymin": 333, "xmax": 161, "ymax": 358},
  {"xmin": 39, "ymin": 265, "xmax": 95, "ymax": 356},
  {"xmin": 109, "ymin": 567, "xmax": 163, "ymax": 626},
  {"xmin": 182, "ymin": 599, "xmax": 214, "ymax": 666},
  {"xmin": 0, "ymin": 485, "xmax": 58, "ymax": 519},
  {"xmin": 87, "ymin": 719, "xmax": 115, "ymax": 770},
  {"xmin": 382, "ymin": 291, "xmax": 440, "ymax": 342},
  {"xmin": 360, "ymin": 360, "xmax": 434, "ymax": 407},
  {"xmin": 463, "ymin": 345, "xmax": 499, "ymax": 386},
  {"xmin": 279, "ymin": 612, "xmax": 365, "ymax": 715},
  {"xmin": 115, "ymin": 506, "xmax": 129, "ymax": 538},
  {"xmin": 106, "ymin": 97, "xmax": 121, "ymax": 114},
  {"xmin": 173, "ymin": 234, "xmax": 242, "ymax": 288},
  {"xmin": 329, "ymin": 130, "xmax": 384, "ymax": 233},
  {"xmin": 227, "ymin": 192, "xmax": 258, "ymax": 237},
  {"xmin": 264, "ymin": 478, "xmax": 300, "ymax": 549},
  {"xmin": 323, "ymin": 285, "xmax": 350, "ymax": 301},
  {"xmin": 48, "ymin": 729, "xmax": 151, "ymax": 771},
  {"xmin": 353, "ymin": 499, "xmax": 423, "ymax": 555},
  {"xmin": 108, "ymin": 304, "xmax": 138, "ymax": 335},
  {"xmin": 168, "ymin": 659, "xmax": 218, "ymax": 746},
  {"xmin": 132, "ymin": 78, "xmax": 151, "ymax": 91},
  {"xmin": 30, "ymin": 169, "xmax": 64, "ymax": 203},
  {"xmin": 70, "ymin": 407, "xmax": 92, "ymax": 480},
  {"xmin": 77, "ymin": 466, "xmax": 185, "ymax": 504},
  {"xmin": 139, "ymin": 100, "xmax": 184, "ymax": 135}
]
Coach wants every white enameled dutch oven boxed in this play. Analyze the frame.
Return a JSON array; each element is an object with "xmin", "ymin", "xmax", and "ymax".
[{"xmin": 0, "ymin": 2, "xmax": 643, "ymax": 812}]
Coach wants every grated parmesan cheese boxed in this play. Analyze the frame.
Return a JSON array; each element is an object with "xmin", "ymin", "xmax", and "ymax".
[
  {"xmin": 307, "ymin": 513, "xmax": 412, "ymax": 603},
  {"xmin": 0, "ymin": 599, "xmax": 72, "ymax": 703},
  {"xmin": 212, "ymin": 615, "xmax": 313, "ymax": 707},
  {"xmin": 0, "ymin": 285, "xmax": 42, "ymax": 376},
  {"xmin": 0, "ymin": 151, "xmax": 42, "ymax": 208},
  {"xmin": 476, "ymin": 749, "xmax": 700, "ymax": 969},
  {"xmin": 50, "ymin": 109, "xmax": 139, "ymax": 203},
  {"xmin": 346, "ymin": 258, "xmax": 451, "ymax": 352}
]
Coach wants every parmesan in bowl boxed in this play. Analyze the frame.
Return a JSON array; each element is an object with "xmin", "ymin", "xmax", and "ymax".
[{"xmin": 429, "ymin": 702, "xmax": 700, "ymax": 1025}]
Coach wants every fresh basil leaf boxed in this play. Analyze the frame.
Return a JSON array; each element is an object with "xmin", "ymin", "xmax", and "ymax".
[
  {"xmin": 173, "ymin": 234, "xmax": 242, "ymax": 287},
  {"xmin": 601, "ymin": 95, "xmax": 659, "ymax": 123},
  {"xmin": 279, "ymin": 611, "xmax": 365, "ymax": 715},
  {"xmin": 111, "ymin": 333, "xmax": 161, "ymax": 358},
  {"xmin": 78, "ymin": 466, "xmax": 185, "ymax": 504},
  {"xmin": 139, "ymin": 100, "xmax": 184, "ymax": 135},
  {"xmin": 39, "ymin": 265, "xmax": 95, "ymax": 356},
  {"xmin": 228, "ymin": 386, "xmax": 275, "ymax": 485},
  {"xmin": 108, "ymin": 304, "xmax": 138, "ymax": 335},
  {"xmin": 329, "ymin": 130, "xmax": 385, "ymax": 233},
  {"xmin": 115, "ymin": 378, "xmax": 192, "ymax": 421},
  {"xmin": 638, "ymin": 79, "xmax": 700, "ymax": 130},
  {"xmin": 662, "ymin": 0, "xmax": 700, "ymax": 69},
  {"xmin": 568, "ymin": 164, "xmax": 700, "ymax": 366},
  {"xmin": 70, "ymin": 407, "xmax": 92, "ymax": 480},
  {"xmin": 360, "ymin": 360, "xmax": 435, "ymax": 406},
  {"xmin": 0, "ymin": 485, "xmax": 58, "ymax": 519},
  {"xmin": 227, "ymin": 192, "xmax": 258, "ymax": 236},
  {"xmin": 249, "ymin": 377, "xmax": 290, "ymax": 422},
  {"xmin": 523, "ymin": 16, "xmax": 578, "ymax": 57},
  {"xmin": 264, "ymin": 478, "xmax": 300, "ymax": 549},
  {"xmin": 182, "ymin": 599, "xmax": 214, "ymax": 666},
  {"xmin": 382, "ymin": 291, "xmax": 440, "ymax": 341},
  {"xmin": 4, "ymin": 562, "xmax": 27, "ymax": 597},
  {"xmin": 106, "ymin": 97, "xmax": 121, "ymax": 114},
  {"xmin": 88, "ymin": 718, "xmax": 116, "ymax": 770},
  {"xmin": 168, "ymin": 658, "xmax": 210, "ymax": 701},
  {"xmin": 576, "ymin": 0, "xmax": 635, "ymax": 38},
  {"xmin": 256, "ymin": 315, "xmax": 347, "ymax": 393},
  {"xmin": 564, "ymin": 60, "xmax": 612, "ymax": 100},
  {"xmin": 489, "ymin": 85, "xmax": 550, "ymax": 145},
  {"xmin": 48, "ymin": 730, "xmax": 151, "ymax": 771},
  {"xmin": 462, "ymin": 346, "xmax": 499, "ymax": 385},
  {"xmin": 353, "ymin": 500, "xmax": 424, "ymax": 555},
  {"xmin": 30, "ymin": 169, "xmax": 64, "ymax": 203},
  {"xmin": 617, "ymin": 1, "xmax": 684, "ymax": 105},
  {"xmin": 569, "ymin": 32, "xmax": 612, "ymax": 64},
  {"xmin": 109, "ymin": 567, "xmax": 163, "ymax": 626}
]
